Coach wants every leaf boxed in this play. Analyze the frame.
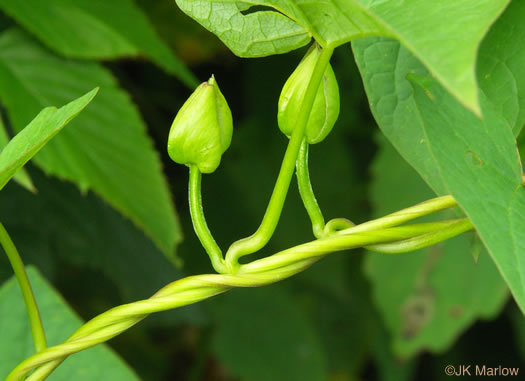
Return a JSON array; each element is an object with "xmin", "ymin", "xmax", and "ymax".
[
  {"xmin": 365, "ymin": 136, "xmax": 508, "ymax": 357},
  {"xmin": 295, "ymin": 255, "xmax": 379, "ymax": 377},
  {"xmin": 0, "ymin": 89, "xmax": 97, "ymax": 191},
  {"xmin": 373, "ymin": 326, "xmax": 417, "ymax": 381},
  {"xmin": 0, "ymin": 266, "xmax": 140, "ymax": 380},
  {"xmin": 509, "ymin": 304, "xmax": 525, "ymax": 363},
  {"xmin": 477, "ymin": 0, "xmax": 525, "ymax": 135},
  {"xmin": 353, "ymin": 1, "xmax": 525, "ymax": 313},
  {"xmin": 520, "ymin": 133, "xmax": 525, "ymax": 167},
  {"xmin": 176, "ymin": 0, "xmax": 508, "ymax": 113},
  {"xmin": 210, "ymin": 286, "xmax": 327, "ymax": 381},
  {"xmin": 352, "ymin": 0, "xmax": 525, "ymax": 195},
  {"xmin": 0, "ymin": 113, "xmax": 35, "ymax": 192},
  {"xmin": 0, "ymin": 0, "xmax": 198, "ymax": 87},
  {"xmin": 0, "ymin": 29, "xmax": 182, "ymax": 259},
  {"xmin": 408, "ymin": 74, "xmax": 525, "ymax": 313},
  {"xmin": 176, "ymin": 0, "xmax": 312, "ymax": 57}
]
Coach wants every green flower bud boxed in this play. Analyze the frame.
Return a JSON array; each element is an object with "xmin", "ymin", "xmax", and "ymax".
[
  {"xmin": 278, "ymin": 45, "xmax": 340, "ymax": 144},
  {"xmin": 168, "ymin": 75, "xmax": 233, "ymax": 174}
]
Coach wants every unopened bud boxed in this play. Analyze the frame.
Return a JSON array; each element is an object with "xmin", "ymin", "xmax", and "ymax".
[
  {"xmin": 278, "ymin": 45, "xmax": 339, "ymax": 144},
  {"xmin": 168, "ymin": 76, "xmax": 233, "ymax": 173}
]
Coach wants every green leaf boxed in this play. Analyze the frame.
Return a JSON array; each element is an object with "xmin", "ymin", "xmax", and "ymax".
[
  {"xmin": 175, "ymin": 0, "xmax": 311, "ymax": 57},
  {"xmin": 0, "ymin": 89, "xmax": 97, "ymax": 192},
  {"xmin": 477, "ymin": 0, "xmax": 525, "ymax": 135},
  {"xmin": 210, "ymin": 286, "xmax": 327, "ymax": 381},
  {"xmin": 408, "ymin": 74, "xmax": 525, "ymax": 312},
  {"xmin": 353, "ymin": 1, "xmax": 525, "ymax": 313},
  {"xmin": 0, "ymin": 266, "xmax": 140, "ymax": 380},
  {"xmin": 353, "ymin": 0, "xmax": 525, "ymax": 195},
  {"xmin": 0, "ymin": 29, "xmax": 182, "ymax": 259},
  {"xmin": 373, "ymin": 327, "xmax": 417, "ymax": 381},
  {"xmin": 0, "ymin": 113, "xmax": 35, "ymax": 192},
  {"xmin": 365, "ymin": 136, "xmax": 508, "ymax": 357},
  {"xmin": 520, "ymin": 133, "xmax": 525, "ymax": 167},
  {"xmin": 353, "ymin": 37, "xmax": 448, "ymax": 195},
  {"xmin": 509, "ymin": 304, "xmax": 525, "ymax": 363},
  {"xmin": 295, "ymin": 255, "xmax": 379, "ymax": 377},
  {"xmin": 176, "ymin": 0, "xmax": 508, "ymax": 113},
  {"xmin": 0, "ymin": 0, "xmax": 197, "ymax": 87}
]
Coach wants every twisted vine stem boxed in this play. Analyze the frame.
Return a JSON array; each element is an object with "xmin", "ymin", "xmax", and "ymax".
[{"xmin": 7, "ymin": 192, "xmax": 476, "ymax": 381}]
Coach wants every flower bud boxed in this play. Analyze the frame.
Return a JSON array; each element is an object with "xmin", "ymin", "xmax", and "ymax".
[
  {"xmin": 278, "ymin": 45, "xmax": 339, "ymax": 144},
  {"xmin": 168, "ymin": 75, "xmax": 233, "ymax": 174}
]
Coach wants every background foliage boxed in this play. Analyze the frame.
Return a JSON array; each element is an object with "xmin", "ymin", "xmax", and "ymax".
[{"xmin": 0, "ymin": 0, "xmax": 524, "ymax": 380}]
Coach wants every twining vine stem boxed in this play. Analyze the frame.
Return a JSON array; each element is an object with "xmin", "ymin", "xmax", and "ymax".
[
  {"xmin": 6, "ymin": 192, "xmax": 477, "ymax": 381},
  {"xmin": 0, "ymin": 223, "xmax": 47, "ymax": 353}
]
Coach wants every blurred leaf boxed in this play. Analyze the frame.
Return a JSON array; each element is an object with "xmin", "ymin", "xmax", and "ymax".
[
  {"xmin": 210, "ymin": 285, "xmax": 327, "ymax": 381},
  {"xmin": 0, "ymin": 0, "xmax": 197, "ymax": 87},
  {"xmin": 353, "ymin": 0, "xmax": 525, "ymax": 195},
  {"xmin": 509, "ymin": 304, "xmax": 525, "ymax": 363},
  {"xmin": 373, "ymin": 327, "xmax": 417, "ymax": 381},
  {"xmin": 137, "ymin": 0, "xmax": 228, "ymax": 64},
  {"xmin": 294, "ymin": 254, "xmax": 378, "ymax": 378},
  {"xmin": 428, "ymin": 310, "xmax": 523, "ymax": 381},
  {"xmin": 365, "ymin": 136, "xmax": 508, "ymax": 357},
  {"xmin": 0, "ymin": 170, "xmax": 206, "ymax": 326},
  {"xmin": 0, "ymin": 113, "xmax": 35, "ymax": 192},
  {"xmin": 409, "ymin": 75, "xmax": 525, "ymax": 313},
  {"xmin": 0, "ymin": 266, "xmax": 140, "ymax": 380},
  {"xmin": 0, "ymin": 89, "xmax": 96, "ymax": 191},
  {"xmin": 176, "ymin": 0, "xmax": 508, "ymax": 113},
  {"xmin": 0, "ymin": 29, "xmax": 181, "ymax": 259}
]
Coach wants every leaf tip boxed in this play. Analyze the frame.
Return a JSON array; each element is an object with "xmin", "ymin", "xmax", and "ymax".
[
  {"xmin": 467, "ymin": 97, "xmax": 482, "ymax": 118},
  {"xmin": 406, "ymin": 74, "xmax": 436, "ymax": 99},
  {"xmin": 89, "ymin": 86, "xmax": 100, "ymax": 99}
]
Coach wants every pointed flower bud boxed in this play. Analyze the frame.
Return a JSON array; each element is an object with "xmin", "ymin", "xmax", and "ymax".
[
  {"xmin": 278, "ymin": 45, "xmax": 340, "ymax": 144},
  {"xmin": 168, "ymin": 76, "xmax": 233, "ymax": 174}
]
